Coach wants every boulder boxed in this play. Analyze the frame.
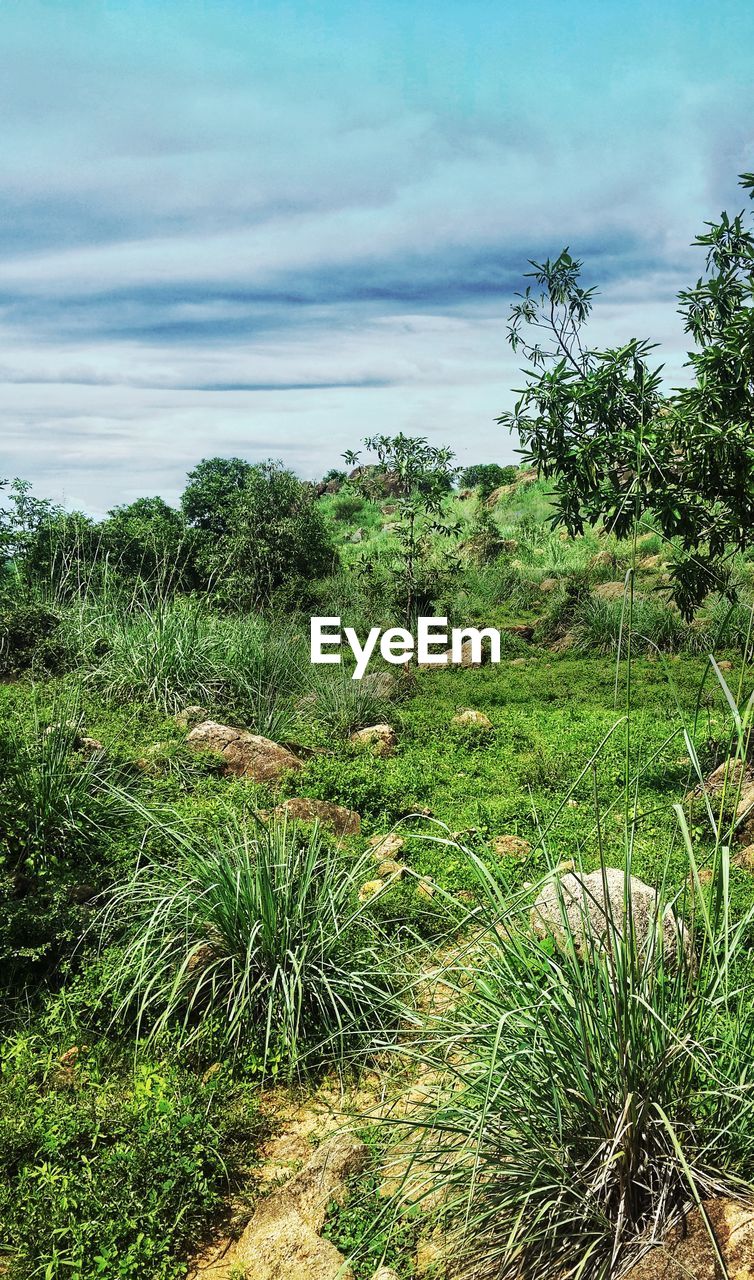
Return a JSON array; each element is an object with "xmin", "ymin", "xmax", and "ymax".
[
  {"xmin": 186, "ymin": 721, "xmax": 302, "ymax": 784},
  {"xmin": 502, "ymin": 623, "xmax": 534, "ymax": 642},
  {"xmin": 492, "ymin": 835, "xmax": 531, "ymax": 860},
  {"xmin": 623, "ymin": 1198, "xmax": 754, "ymax": 1280},
  {"xmin": 271, "ymin": 797, "xmax": 361, "ymax": 836},
  {"xmin": 734, "ymin": 845, "xmax": 754, "ymax": 872},
  {"xmin": 360, "ymin": 671, "xmax": 397, "ymax": 699},
  {"xmin": 531, "ymin": 868, "xmax": 690, "ymax": 966},
  {"xmin": 232, "ymin": 1134, "xmax": 368, "ymax": 1280},
  {"xmin": 539, "ymin": 577, "xmax": 559, "ymax": 593},
  {"xmin": 452, "ymin": 709, "xmax": 493, "ymax": 731},
  {"xmin": 350, "ymin": 724, "xmax": 397, "ymax": 757}
]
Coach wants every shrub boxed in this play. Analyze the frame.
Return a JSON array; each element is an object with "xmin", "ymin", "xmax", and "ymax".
[
  {"xmin": 574, "ymin": 593, "xmax": 686, "ymax": 655},
  {"xmin": 0, "ymin": 599, "xmax": 64, "ymax": 675},
  {"xmin": 98, "ymin": 816, "xmax": 399, "ymax": 1075},
  {"xmin": 303, "ymin": 664, "xmax": 396, "ymax": 735},
  {"xmin": 459, "ymin": 463, "xmax": 517, "ymax": 497},
  {"xmin": 0, "ymin": 1035, "xmax": 261, "ymax": 1280}
]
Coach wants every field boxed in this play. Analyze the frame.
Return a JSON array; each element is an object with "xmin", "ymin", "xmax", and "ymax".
[{"xmin": 2, "ymin": 465, "xmax": 754, "ymax": 1280}]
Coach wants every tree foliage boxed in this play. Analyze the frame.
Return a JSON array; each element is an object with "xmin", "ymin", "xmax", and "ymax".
[{"xmin": 499, "ymin": 172, "xmax": 754, "ymax": 617}]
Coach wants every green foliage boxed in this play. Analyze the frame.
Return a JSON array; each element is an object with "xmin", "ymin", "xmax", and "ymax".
[
  {"xmin": 459, "ymin": 463, "xmax": 517, "ymax": 497},
  {"xmin": 180, "ymin": 456, "xmax": 255, "ymax": 537},
  {"xmin": 98, "ymin": 815, "xmax": 399, "ymax": 1074},
  {"xmin": 191, "ymin": 459, "xmax": 335, "ymax": 608},
  {"xmin": 101, "ymin": 497, "xmax": 197, "ymax": 589},
  {"xmin": 347, "ymin": 435, "xmax": 458, "ymax": 626},
  {"xmin": 91, "ymin": 597, "xmax": 305, "ymax": 733},
  {"xmin": 0, "ymin": 599, "xmax": 64, "ymax": 676},
  {"xmin": 500, "ymin": 174, "xmax": 754, "ymax": 618},
  {"xmin": 0, "ymin": 1035, "xmax": 261, "ymax": 1280}
]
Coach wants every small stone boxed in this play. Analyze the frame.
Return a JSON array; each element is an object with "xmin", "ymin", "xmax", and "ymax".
[
  {"xmin": 174, "ymin": 705, "xmax": 208, "ymax": 729},
  {"xmin": 271, "ymin": 797, "xmax": 361, "ymax": 836},
  {"xmin": 734, "ymin": 845, "xmax": 754, "ymax": 872},
  {"xmin": 510, "ymin": 657, "xmax": 527, "ymax": 667},
  {"xmin": 371, "ymin": 1270, "xmax": 401, "ymax": 1280},
  {"xmin": 452, "ymin": 708, "xmax": 493, "ymax": 731},
  {"xmin": 539, "ymin": 577, "xmax": 558, "ymax": 593},
  {"xmin": 718, "ymin": 659, "xmax": 733, "ymax": 671},
  {"xmin": 367, "ymin": 833, "xmax": 405, "ymax": 860},
  {"xmin": 377, "ymin": 859, "xmax": 405, "ymax": 879},
  {"xmin": 358, "ymin": 879, "xmax": 385, "ymax": 902},
  {"xmin": 566, "ymin": 798, "xmax": 579, "ymax": 808},
  {"xmin": 492, "ymin": 835, "xmax": 531, "ymax": 860},
  {"xmin": 349, "ymin": 724, "xmax": 397, "ymax": 756}
]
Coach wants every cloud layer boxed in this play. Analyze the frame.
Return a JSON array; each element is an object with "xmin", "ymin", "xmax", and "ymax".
[{"xmin": 2, "ymin": 0, "xmax": 753, "ymax": 512}]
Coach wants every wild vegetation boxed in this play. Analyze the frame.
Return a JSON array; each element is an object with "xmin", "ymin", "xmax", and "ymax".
[{"xmin": 2, "ymin": 174, "xmax": 754, "ymax": 1279}]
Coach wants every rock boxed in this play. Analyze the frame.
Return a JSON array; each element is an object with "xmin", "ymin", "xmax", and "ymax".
[
  {"xmin": 186, "ymin": 721, "xmax": 303, "ymax": 784},
  {"xmin": 452, "ymin": 708, "xmax": 493, "ymax": 731},
  {"xmin": 359, "ymin": 879, "xmax": 385, "ymax": 902},
  {"xmin": 174, "ymin": 705, "xmax": 208, "ymax": 729},
  {"xmin": 718, "ymin": 659, "xmax": 733, "ymax": 671},
  {"xmin": 232, "ymin": 1133, "xmax": 368, "ymax": 1280},
  {"xmin": 639, "ymin": 554, "xmax": 664, "ymax": 570},
  {"xmin": 67, "ymin": 883, "xmax": 99, "ymax": 904},
  {"xmin": 350, "ymin": 724, "xmax": 397, "ymax": 757},
  {"xmin": 502, "ymin": 623, "xmax": 534, "ymax": 642},
  {"xmin": 377, "ymin": 859, "xmax": 406, "ymax": 879},
  {"xmin": 271, "ymin": 797, "xmax": 361, "ymax": 836},
  {"xmin": 79, "ymin": 736, "xmax": 104, "ymax": 754},
  {"xmin": 350, "ymin": 527, "xmax": 364, "ymax": 543},
  {"xmin": 360, "ymin": 671, "xmax": 397, "ymax": 699},
  {"xmin": 591, "ymin": 550, "xmax": 615, "ymax": 570},
  {"xmin": 622, "ymin": 1198, "xmax": 754, "ymax": 1280},
  {"xmin": 510, "ymin": 657, "xmax": 527, "ymax": 667},
  {"xmin": 734, "ymin": 845, "xmax": 754, "ymax": 872},
  {"xmin": 593, "ymin": 581, "xmax": 628, "ymax": 601},
  {"xmin": 492, "ymin": 835, "xmax": 531, "ymax": 859},
  {"xmin": 371, "ymin": 1269, "xmax": 400, "ymax": 1280},
  {"xmin": 551, "ymin": 632, "xmax": 575, "ymax": 654},
  {"xmin": 368, "ymin": 833, "xmax": 405, "ymax": 861},
  {"xmin": 531, "ymin": 868, "xmax": 691, "ymax": 966},
  {"xmin": 416, "ymin": 1236, "xmax": 446, "ymax": 1275},
  {"xmin": 485, "ymin": 484, "xmax": 514, "ymax": 507},
  {"xmin": 539, "ymin": 577, "xmax": 559, "ymax": 593}
]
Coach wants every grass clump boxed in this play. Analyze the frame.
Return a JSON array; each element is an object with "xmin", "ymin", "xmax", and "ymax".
[
  {"xmin": 98, "ymin": 814, "xmax": 400, "ymax": 1076},
  {"xmin": 387, "ymin": 833, "xmax": 754, "ymax": 1280}
]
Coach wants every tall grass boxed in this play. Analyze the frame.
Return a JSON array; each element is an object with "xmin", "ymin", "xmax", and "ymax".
[
  {"xmin": 0, "ymin": 686, "xmax": 130, "ymax": 876},
  {"xmin": 91, "ymin": 597, "xmax": 306, "ymax": 736},
  {"xmin": 98, "ymin": 813, "xmax": 400, "ymax": 1075}
]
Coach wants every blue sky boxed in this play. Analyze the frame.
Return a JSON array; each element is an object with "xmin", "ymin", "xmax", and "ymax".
[{"xmin": 1, "ymin": 0, "xmax": 753, "ymax": 514}]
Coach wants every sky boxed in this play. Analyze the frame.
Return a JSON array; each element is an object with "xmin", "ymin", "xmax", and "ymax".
[{"xmin": 1, "ymin": 0, "xmax": 753, "ymax": 515}]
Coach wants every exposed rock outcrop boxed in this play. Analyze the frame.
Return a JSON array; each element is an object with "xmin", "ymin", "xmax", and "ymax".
[{"xmin": 186, "ymin": 721, "xmax": 303, "ymax": 783}]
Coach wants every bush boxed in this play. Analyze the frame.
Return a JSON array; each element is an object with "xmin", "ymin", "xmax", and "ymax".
[
  {"xmin": 98, "ymin": 816, "xmax": 399, "ymax": 1075},
  {"xmin": 460, "ymin": 464, "xmax": 517, "ymax": 497},
  {"xmin": 389, "ymin": 842, "xmax": 754, "ymax": 1279},
  {"xmin": 0, "ymin": 599, "xmax": 64, "ymax": 675},
  {"xmin": 0, "ymin": 1035, "xmax": 261, "ymax": 1280}
]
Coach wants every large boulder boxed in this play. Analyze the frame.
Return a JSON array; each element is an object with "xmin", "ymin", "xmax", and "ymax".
[
  {"xmin": 623, "ymin": 1198, "xmax": 754, "ymax": 1280},
  {"xmin": 271, "ymin": 797, "xmax": 361, "ymax": 836},
  {"xmin": 232, "ymin": 1133, "xmax": 368, "ymax": 1280},
  {"xmin": 186, "ymin": 721, "xmax": 302, "ymax": 784},
  {"xmin": 531, "ymin": 868, "xmax": 690, "ymax": 966}
]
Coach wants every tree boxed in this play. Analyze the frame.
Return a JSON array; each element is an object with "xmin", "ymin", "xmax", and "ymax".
[
  {"xmin": 102, "ymin": 497, "xmax": 197, "ymax": 588},
  {"xmin": 181, "ymin": 457, "xmax": 254, "ymax": 538},
  {"xmin": 460, "ymin": 463, "xmax": 517, "ymax": 498},
  {"xmin": 346, "ymin": 434, "xmax": 458, "ymax": 625},
  {"xmin": 498, "ymin": 173, "xmax": 754, "ymax": 617},
  {"xmin": 195, "ymin": 460, "xmax": 335, "ymax": 608}
]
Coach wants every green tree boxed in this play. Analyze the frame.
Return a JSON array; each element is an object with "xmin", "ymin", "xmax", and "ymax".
[
  {"xmin": 347, "ymin": 434, "xmax": 458, "ymax": 625},
  {"xmin": 499, "ymin": 173, "xmax": 754, "ymax": 617},
  {"xmin": 460, "ymin": 463, "xmax": 517, "ymax": 498},
  {"xmin": 195, "ymin": 460, "xmax": 335, "ymax": 608},
  {"xmin": 181, "ymin": 456, "xmax": 254, "ymax": 538},
  {"xmin": 103, "ymin": 497, "xmax": 197, "ymax": 588}
]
